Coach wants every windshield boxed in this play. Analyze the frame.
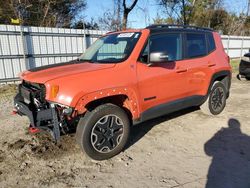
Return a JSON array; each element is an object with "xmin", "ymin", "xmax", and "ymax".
[{"xmin": 79, "ymin": 32, "xmax": 141, "ymax": 63}]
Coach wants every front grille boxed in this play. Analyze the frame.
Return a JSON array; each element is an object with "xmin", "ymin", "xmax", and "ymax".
[{"xmin": 20, "ymin": 81, "xmax": 46, "ymax": 105}]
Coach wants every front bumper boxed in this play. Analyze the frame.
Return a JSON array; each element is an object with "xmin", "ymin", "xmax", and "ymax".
[{"xmin": 14, "ymin": 93, "xmax": 61, "ymax": 141}]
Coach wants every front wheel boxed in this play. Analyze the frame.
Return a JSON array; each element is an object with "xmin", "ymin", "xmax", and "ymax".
[
  {"xmin": 200, "ymin": 82, "xmax": 227, "ymax": 115},
  {"xmin": 76, "ymin": 103, "xmax": 130, "ymax": 160}
]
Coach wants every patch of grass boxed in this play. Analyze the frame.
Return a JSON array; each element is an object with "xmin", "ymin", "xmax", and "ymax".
[
  {"xmin": 230, "ymin": 59, "xmax": 240, "ymax": 73},
  {"xmin": 0, "ymin": 84, "xmax": 17, "ymax": 97}
]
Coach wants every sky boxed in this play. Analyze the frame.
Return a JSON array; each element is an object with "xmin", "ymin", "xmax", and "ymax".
[{"xmin": 84, "ymin": 0, "xmax": 249, "ymax": 29}]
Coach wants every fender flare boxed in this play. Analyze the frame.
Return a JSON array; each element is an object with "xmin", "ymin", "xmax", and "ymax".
[
  {"xmin": 74, "ymin": 87, "xmax": 140, "ymax": 119},
  {"xmin": 207, "ymin": 70, "xmax": 231, "ymax": 96}
]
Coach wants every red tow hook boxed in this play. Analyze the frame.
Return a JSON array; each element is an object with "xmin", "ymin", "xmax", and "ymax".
[
  {"xmin": 11, "ymin": 109, "xmax": 17, "ymax": 115},
  {"xmin": 29, "ymin": 127, "xmax": 40, "ymax": 134}
]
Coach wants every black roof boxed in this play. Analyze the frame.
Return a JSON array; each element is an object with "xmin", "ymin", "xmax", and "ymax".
[{"xmin": 146, "ymin": 24, "xmax": 213, "ymax": 32}]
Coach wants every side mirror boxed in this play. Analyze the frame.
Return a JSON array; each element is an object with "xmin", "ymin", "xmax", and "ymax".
[{"xmin": 149, "ymin": 52, "xmax": 169, "ymax": 63}]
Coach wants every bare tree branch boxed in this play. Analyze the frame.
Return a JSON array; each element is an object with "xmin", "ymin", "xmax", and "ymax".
[{"xmin": 122, "ymin": 0, "xmax": 138, "ymax": 29}]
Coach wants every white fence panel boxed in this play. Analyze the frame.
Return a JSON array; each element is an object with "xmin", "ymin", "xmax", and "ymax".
[
  {"xmin": 0, "ymin": 24, "xmax": 250, "ymax": 83},
  {"xmin": 0, "ymin": 24, "xmax": 107, "ymax": 82},
  {"xmin": 221, "ymin": 35, "xmax": 250, "ymax": 58}
]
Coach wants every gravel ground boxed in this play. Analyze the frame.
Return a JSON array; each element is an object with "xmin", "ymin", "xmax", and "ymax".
[{"xmin": 0, "ymin": 75, "xmax": 250, "ymax": 188}]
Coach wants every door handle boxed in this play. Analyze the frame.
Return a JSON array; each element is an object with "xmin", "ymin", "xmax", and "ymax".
[
  {"xmin": 208, "ymin": 62, "xmax": 216, "ymax": 67},
  {"xmin": 176, "ymin": 68, "xmax": 188, "ymax": 73}
]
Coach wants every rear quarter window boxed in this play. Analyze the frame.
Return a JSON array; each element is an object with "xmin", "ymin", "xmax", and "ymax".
[
  {"xmin": 186, "ymin": 33, "xmax": 207, "ymax": 58},
  {"xmin": 207, "ymin": 33, "xmax": 216, "ymax": 53}
]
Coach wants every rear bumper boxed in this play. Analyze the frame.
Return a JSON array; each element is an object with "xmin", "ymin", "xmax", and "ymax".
[{"xmin": 14, "ymin": 93, "xmax": 60, "ymax": 141}]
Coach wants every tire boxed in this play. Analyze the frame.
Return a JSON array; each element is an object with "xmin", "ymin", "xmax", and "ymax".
[
  {"xmin": 246, "ymin": 77, "xmax": 250, "ymax": 80},
  {"xmin": 200, "ymin": 82, "xmax": 227, "ymax": 115},
  {"xmin": 76, "ymin": 103, "xmax": 130, "ymax": 160}
]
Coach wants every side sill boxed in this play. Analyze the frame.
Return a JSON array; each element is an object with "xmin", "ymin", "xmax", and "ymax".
[{"xmin": 133, "ymin": 95, "xmax": 205, "ymax": 125}]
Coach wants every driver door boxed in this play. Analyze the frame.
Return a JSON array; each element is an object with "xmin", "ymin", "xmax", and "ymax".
[{"xmin": 137, "ymin": 32, "xmax": 189, "ymax": 113}]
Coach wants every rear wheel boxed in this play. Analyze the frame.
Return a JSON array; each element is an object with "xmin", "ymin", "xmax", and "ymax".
[
  {"xmin": 200, "ymin": 82, "xmax": 227, "ymax": 115},
  {"xmin": 76, "ymin": 103, "xmax": 130, "ymax": 160},
  {"xmin": 246, "ymin": 77, "xmax": 250, "ymax": 80}
]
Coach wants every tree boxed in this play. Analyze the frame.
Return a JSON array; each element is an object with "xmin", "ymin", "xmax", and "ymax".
[
  {"xmin": 0, "ymin": 0, "xmax": 86, "ymax": 28},
  {"xmin": 98, "ymin": 0, "xmax": 138, "ymax": 31},
  {"xmin": 159, "ymin": 0, "xmax": 194, "ymax": 25},
  {"xmin": 114, "ymin": 0, "xmax": 122, "ymax": 30},
  {"xmin": 244, "ymin": 16, "xmax": 250, "ymax": 35},
  {"xmin": 73, "ymin": 18, "xmax": 99, "ymax": 30},
  {"xmin": 227, "ymin": 13, "xmax": 247, "ymax": 35},
  {"xmin": 153, "ymin": 13, "xmax": 176, "ymax": 24},
  {"xmin": 99, "ymin": 10, "xmax": 121, "ymax": 31},
  {"xmin": 98, "ymin": 0, "xmax": 122, "ymax": 31},
  {"xmin": 158, "ymin": 0, "xmax": 225, "ymax": 25},
  {"xmin": 210, "ymin": 9, "xmax": 230, "ymax": 34},
  {"xmin": 189, "ymin": 0, "xmax": 224, "ymax": 27},
  {"xmin": 122, "ymin": 0, "xmax": 138, "ymax": 29}
]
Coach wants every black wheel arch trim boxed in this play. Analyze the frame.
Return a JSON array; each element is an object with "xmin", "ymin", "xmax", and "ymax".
[{"xmin": 207, "ymin": 70, "xmax": 231, "ymax": 97}]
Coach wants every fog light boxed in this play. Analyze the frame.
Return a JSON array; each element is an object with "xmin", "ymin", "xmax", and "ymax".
[{"xmin": 63, "ymin": 108, "xmax": 73, "ymax": 115}]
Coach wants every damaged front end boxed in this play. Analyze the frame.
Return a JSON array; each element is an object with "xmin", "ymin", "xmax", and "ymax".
[{"xmin": 13, "ymin": 81, "xmax": 76, "ymax": 141}]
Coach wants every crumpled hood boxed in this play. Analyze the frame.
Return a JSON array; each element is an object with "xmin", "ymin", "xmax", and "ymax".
[{"xmin": 20, "ymin": 61, "xmax": 116, "ymax": 84}]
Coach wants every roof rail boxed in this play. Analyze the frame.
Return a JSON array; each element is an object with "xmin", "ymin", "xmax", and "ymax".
[{"xmin": 146, "ymin": 24, "xmax": 213, "ymax": 31}]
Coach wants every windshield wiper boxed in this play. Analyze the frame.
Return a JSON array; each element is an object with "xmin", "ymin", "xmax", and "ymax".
[{"xmin": 77, "ymin": 58, "xmax": 93, "ymax": 63}]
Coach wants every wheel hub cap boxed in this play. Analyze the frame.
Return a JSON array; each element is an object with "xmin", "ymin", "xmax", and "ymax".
[
  {"xmin": 211, "ymin": 87, "xmax": 225, "ymax": 112},
  {"xmin": 91, "ymin": 115, "xmax": 124, "ymax": 153}
]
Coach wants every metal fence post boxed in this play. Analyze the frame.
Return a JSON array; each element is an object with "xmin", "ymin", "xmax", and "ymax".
[
  {"xmin": 82, "ymin": 22, "xmax": 88, "ymax": 52},
  {"xmin": 84, "ymin": 29, "xmax": 88, "ymax": 51},
  {"xmin": 240, "ymin": 36, "xmax": 244, "ymax": 59},
  {"xmin": 19, "ymin": 24, "xmax": 29, "ymax": 70}
]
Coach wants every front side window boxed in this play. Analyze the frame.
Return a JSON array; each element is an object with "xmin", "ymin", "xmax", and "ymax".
[
  {"xmin": 186, "ymin": 33, "xmax": 207, "ymax": 58},
  {"xmin": 79, "ymin": 32, "xmax": 141, "ymax": 63},
  {"xmin": 151, "ymin": 33, "xmax": 182, "ymax": 61},
  {"xmin": 139, "ymin": 33, "xmax": 182, "ymax": 63}
]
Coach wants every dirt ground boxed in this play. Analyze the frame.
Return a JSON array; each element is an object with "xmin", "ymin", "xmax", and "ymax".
[{"xmin": 0, "ymin": 74, "xmax": 250, "ymax": 188}]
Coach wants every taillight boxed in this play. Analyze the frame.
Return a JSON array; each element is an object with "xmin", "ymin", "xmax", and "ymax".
[{"xmin": 227, "ymin": 55, "xmax": 230, "ymax": 64}]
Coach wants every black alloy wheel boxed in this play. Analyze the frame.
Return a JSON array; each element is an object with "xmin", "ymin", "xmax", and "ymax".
[
  {"xmin": 91, "ymin": 115, "xmax": 124, "ymax": 153},
  {"xmin": 76, "ymin": 103, "xmax": 130, "ymax": 160}
]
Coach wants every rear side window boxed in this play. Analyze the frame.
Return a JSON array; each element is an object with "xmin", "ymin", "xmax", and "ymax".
[
  {"xmin": 207, "ymin": 33, "xmax": 216, "ymax": 53},
  {"xmin": 149, "ymin": 33, "xmax": 182, "ymax": 61},
  {"xmin": 186, "ymin": 33, "xmax": 207, "ymax": 58}
]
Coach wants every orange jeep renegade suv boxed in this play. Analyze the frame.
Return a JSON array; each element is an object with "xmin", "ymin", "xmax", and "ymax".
[{"xmin": 14, "ymin": 25, "xmax": 232, "ymax": 160}]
